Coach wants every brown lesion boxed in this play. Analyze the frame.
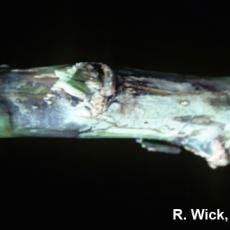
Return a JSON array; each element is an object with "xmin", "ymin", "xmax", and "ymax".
[
  {"xmin": 123, "ymin": 82, "xmax": 173, "ymax": 96},
  {"xmin": 32, "ymin": 75, "xmax": 58, "ymax": 88},
  {"xmin": 119, "ymin": 74, "xmax": 188, "ymax": 96},
  {"xmin": 120, "ymin": 76, "xmax": 173, "ymax": 96},
  {"xmin": 117, "ymin": 71, "xmax": 230, "ymax": 98},
  {"xmin": 174, "ymin": 115, "xmax": 213, "ymax": 125},
  {"xmin": 0, "ymin": 69, "xmax": 58, "ymax": 96}
]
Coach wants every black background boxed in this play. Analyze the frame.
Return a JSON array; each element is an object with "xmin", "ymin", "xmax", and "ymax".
[{"xmin": 0, "ymin": 1, "xmax": 230, "ymax": 228}]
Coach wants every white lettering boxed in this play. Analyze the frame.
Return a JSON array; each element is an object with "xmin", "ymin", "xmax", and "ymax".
[
  {"xmin": 191, "ymin": 209, "xmax": 205, "ymax": 220},
  {"xmin": 173, "ymin": 209, "xmax": 183, "ymax": 220}
]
